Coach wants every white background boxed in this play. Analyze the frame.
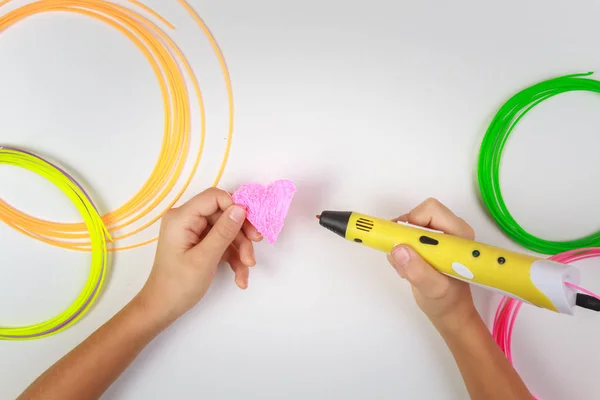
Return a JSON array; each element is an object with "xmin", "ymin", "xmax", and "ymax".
[{"xmin": 1, "ymin": 0, "xmax": 600, "ymax": 399}]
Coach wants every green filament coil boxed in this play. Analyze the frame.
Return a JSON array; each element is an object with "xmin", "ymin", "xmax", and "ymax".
[{"xmin": 477, "ymin": 72, "xmax": 600, "ymax": 255}]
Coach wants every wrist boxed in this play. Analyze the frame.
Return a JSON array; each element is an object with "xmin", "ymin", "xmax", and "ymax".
[
  {"xmin": 430, "ymin": 302, "xmax": 481, "ymax": 338},
  {"xmin": 130, "ymin": 289, "xmax": 180, "ymax": 332}
]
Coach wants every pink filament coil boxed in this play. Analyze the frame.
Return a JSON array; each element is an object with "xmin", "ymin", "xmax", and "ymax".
[{"xmin": 493, "ymin": 247, "xmax": 600, "ymax": 399}]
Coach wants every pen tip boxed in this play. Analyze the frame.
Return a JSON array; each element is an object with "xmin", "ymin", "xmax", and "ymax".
[{"xmin": 316, "ymin": 214, "xmax": 321, "ymax": 219}]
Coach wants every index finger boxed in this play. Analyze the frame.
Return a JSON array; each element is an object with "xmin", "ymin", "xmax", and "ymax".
[
  {"xmin": 407, "ymin": 198, "xmax": 474, "ymax": 240},
  {"xmin": 178, "ymin": 187, "xmax": 234, "ymax": 218}
]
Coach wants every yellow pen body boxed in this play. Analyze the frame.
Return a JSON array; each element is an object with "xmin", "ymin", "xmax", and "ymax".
[{"xmin": 319, "ymin": 211, "xmax": 579, "ymax": 314}]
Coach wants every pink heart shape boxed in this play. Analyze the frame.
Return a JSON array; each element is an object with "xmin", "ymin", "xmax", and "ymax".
[{"xmin": 232, "ymin": 180, "xmax": 296, "ymax": 244}]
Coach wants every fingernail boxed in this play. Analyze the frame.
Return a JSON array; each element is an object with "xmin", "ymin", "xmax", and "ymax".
[
  {"xmin": 229, "ymin": 206, "xmax": 246, "ymax": 224},
  {"xmin": 392, "ymin": 246, "xmax": 410, "ymax": 268}
]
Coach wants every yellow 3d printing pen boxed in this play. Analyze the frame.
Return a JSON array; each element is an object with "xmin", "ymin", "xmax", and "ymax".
[{"xmin": 317, "ymin": 211, "xmax": 580, "ymax": 314}]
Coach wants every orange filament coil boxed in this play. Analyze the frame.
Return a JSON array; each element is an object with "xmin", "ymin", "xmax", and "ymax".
[{"xmin": 0, "ymin": 0, "xmax": 234, "ymax": 251}]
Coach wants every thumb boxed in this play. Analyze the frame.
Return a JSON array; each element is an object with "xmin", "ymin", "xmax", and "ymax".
[
  {"xmin": 389, "ymin": 245, "xmax": 449, "ymax": 298},
  {"xmin": 196, "ymin": 205, "xmax": 246, "ymax": 261}
]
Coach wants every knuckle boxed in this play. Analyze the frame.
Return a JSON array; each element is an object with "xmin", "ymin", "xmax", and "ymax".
[
  {"xmin": 215, "ymin": 222, "xmax": 237, "ymax": 241},
  {"xmin": 203, "ymin": 187, "xmax": 228, "ymax": 198},
  {"xmin": 407, "ymin": 209, "xmax": 418, "ymax": 221},
  {"xmin": 162, "ymin": 208, "xmax": 178, "ymax": 223},
  {"xmin": 196, "ymin": 187, "xmax": 220, "ymax": 202},
  {"xmin": 165, "ymin": 208, "xmax": 178, "ymax": 217},
  {"xmin": 460, "ymin": 219, "xmax": 476, "ymax": 240},
  {"xmin": 202, "ymin": 187, "xmax": 219, "ymax": 195},
  {"xmin": 423, "ymin": 197, "xmax": 441, "ymax": 208}
]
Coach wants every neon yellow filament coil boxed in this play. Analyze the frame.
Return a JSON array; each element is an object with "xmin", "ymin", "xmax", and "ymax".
[{"xmin": 0, "ymin": 147, "xmax": 109, "ymax": 340}]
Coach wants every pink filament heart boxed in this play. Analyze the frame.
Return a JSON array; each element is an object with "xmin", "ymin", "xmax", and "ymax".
[{"xmin": 232, "ymin": 180, "xmax": 296, "ymax": 244}]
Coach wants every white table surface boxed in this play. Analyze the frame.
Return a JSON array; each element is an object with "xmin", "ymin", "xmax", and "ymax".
[{"xmin": 1, "ymin": 0, "xmax": 600, "ymax": 398}]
